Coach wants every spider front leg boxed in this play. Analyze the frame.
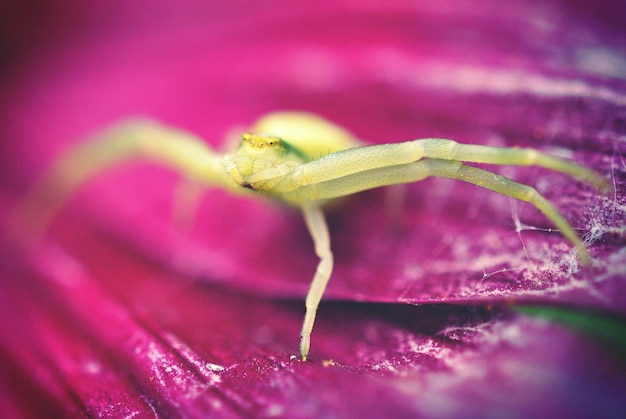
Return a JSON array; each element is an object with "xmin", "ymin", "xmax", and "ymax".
[
  {"xmin": 421, "ymin": 159, "xmax": 592, "ymax": 263},
  {"xmin": 13, "ymin": 120, "xmax": 237, "ymax": 239},
  {"xmin": 327, "ymin": 158, "xmax": 591, "ymax": 263},
  {"xmin": 281, "ymin": 141, "xmax": 607, "ymax": 265},
  {"xmin": 299, "ymin": 204, "xmax": 333, "ymax": 361},
  {"xmin": 290, "ymin": 138, "xmax": 608, "ymax": 192}
]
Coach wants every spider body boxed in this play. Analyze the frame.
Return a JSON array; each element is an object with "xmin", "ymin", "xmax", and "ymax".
[
  {"xmin": 227, "ymin": 133, "xmax": 304, "ymax": 191},
  {"xmin": 16, "ymin": 111, "xmax": 609, "ymax": 361}
]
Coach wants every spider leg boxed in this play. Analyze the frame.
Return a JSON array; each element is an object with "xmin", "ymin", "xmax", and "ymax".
[
  {"xmin": 13, "ymin": 120, "xmax": 236, "ymax": 239},
  {"xmin": 290, "ymin": 138, "xmax": 608, "ymax": 192},
  {"xmin": 427, "ymin": 159, "xmax": 591, "ymax": 264},
  {"xmin": 299, "ymin": 203, "xmax": 334, "ymax": 361},
  {"xmin": 285, "ymin": 159, "xmax": 591, "ymax": 264},
  {"xmin": 416, "ymin": 139, "xmax": 610, "ymax": 192}
]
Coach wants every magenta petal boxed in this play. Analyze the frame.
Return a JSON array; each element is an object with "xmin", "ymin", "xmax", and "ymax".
[
  {"xmin": 1, "ymin": 235, "xmax": 624, "ymax": 416},
  {"xmin": 1, "ymin": 0, "xmax": 625, "ymax": 416}
]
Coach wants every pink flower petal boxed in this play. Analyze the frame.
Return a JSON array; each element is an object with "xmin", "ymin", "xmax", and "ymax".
[{"xmin": 1, "ymin": 0, "xmax": 625, "ymax": 416}]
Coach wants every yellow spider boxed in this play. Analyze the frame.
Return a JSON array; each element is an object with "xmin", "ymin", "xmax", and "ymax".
[{"xmin": 16, "ymin": 111, "xmax": 609, "ymax": 361}]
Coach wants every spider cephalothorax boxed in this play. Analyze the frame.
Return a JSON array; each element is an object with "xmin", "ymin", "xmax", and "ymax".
[{"xmin": 227, "ymin": 133, "xmax": 303, "ymax": 191}]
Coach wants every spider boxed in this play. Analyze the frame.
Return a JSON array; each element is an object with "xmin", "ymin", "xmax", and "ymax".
[{"xmin": 16, "ymin": 111, "xmax": 608, "ymax": 361}]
